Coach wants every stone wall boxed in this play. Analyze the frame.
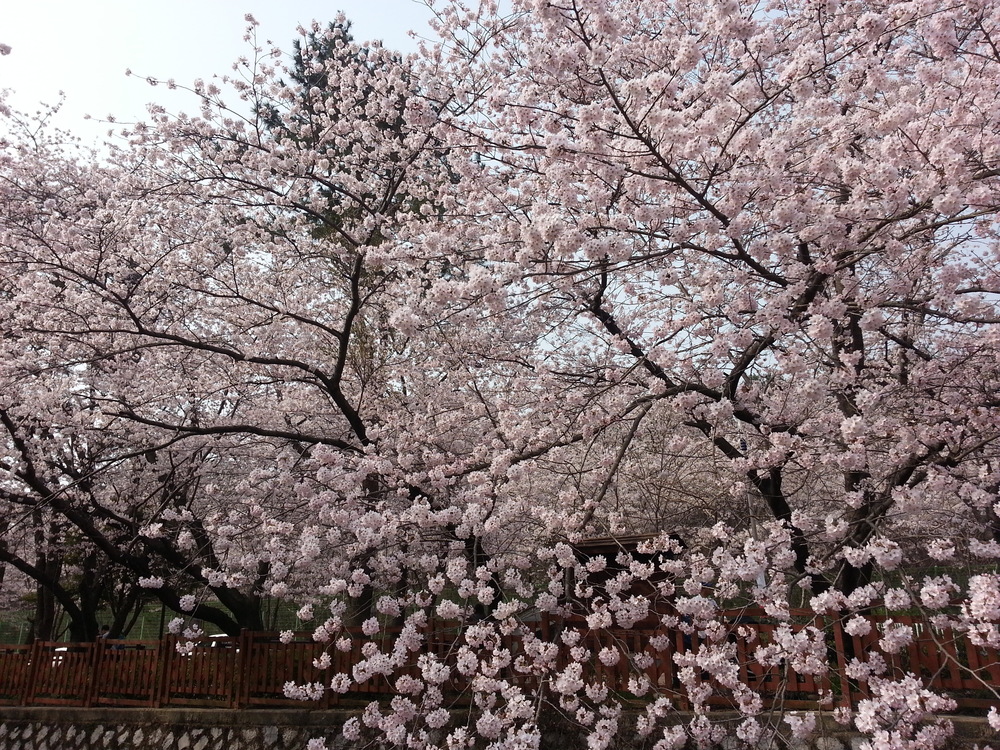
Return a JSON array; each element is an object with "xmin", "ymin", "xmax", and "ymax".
[
  {"xmin": 0, "ymin": 707, "xmax": 993, "ymax": 750},
  {"xmin": 0, "ymin": 708, "xmax": 346, "ymax": 750}
]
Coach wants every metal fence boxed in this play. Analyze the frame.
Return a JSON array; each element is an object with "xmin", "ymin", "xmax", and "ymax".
[{"xmin": 0, "ymin": 612, "xmax": 995, "ymax": 710}]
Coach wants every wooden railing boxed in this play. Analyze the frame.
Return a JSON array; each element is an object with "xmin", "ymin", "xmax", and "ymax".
[{"xmin": 0, "ymin": 613, "xmax": 996, "ymax": 710}]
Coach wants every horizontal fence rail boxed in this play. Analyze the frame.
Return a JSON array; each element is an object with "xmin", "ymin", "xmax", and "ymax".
[{"xmin": 0, "ymin": 612, "xmax": 996, "ymax": 710}]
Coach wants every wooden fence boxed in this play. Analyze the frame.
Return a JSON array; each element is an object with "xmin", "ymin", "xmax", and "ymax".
[{"xmin": 0, "ymin": 612, "xmax": 996, "ymax": 710}]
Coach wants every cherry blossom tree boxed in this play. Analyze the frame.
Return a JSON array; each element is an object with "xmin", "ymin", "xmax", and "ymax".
[
  {"xmin": 406, "ymin": 0, "xmax": 1000, "ymax": 745},
  {"xmin": 0, "ymin": 15, "xmax": 491, "ymax": 637},
  {"xmin": 2, "ymin": 2, "xmax": 1000, "ymax": 749},
  {"xmin": 0, "ymin": 105, "xmax": 287, "ymax": 637},
  {"xmin": 420, "ymin": 0, "xmax": 1000, "ymax": 556}
]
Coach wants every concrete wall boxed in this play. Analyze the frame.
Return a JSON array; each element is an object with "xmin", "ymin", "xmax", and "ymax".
[{"xmin": 0, "ymin": 707, "xmax": 993, "ymax": 750}]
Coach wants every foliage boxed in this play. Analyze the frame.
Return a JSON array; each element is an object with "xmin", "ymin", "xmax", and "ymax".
[{"xmin": 2, "ymin": 1, "xmax": 1000, "ymax": 748}]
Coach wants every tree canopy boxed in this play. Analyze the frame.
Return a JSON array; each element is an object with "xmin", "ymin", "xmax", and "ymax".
[{"xmin": 2, "ymin": 1, "xmax": 1000, "ymax": 747}]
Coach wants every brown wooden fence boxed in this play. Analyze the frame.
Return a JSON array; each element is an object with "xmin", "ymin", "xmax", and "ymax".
[{"xmin": 0, "ymin": 613, "xmax": 996, "ymax": 710}]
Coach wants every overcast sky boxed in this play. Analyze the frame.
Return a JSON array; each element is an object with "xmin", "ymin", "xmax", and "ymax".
[{"xmin": 1, "ymin": 0, "xmax": 435, "ymax": 144}]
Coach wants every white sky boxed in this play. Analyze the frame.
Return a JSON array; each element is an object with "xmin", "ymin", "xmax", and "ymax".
[{"xmin": 0, "ymin": 0, "xmax": 435, "ymax": 144}]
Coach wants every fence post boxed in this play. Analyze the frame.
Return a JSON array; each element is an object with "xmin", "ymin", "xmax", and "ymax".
[
  {"xmin": 21, "ymin": 640, "xmax": 43, "ymax": 707},
  {"xmin": 85, "ymin": 638, "xmax": 106, "ymax": 708},
  {"xmin": 156, "ymin": 634, "xmax": 174, "ymax": 708},
  {"xmin": 318, "ymin": 633, "xmax": 335, "ymax": 710},
  {"xmin": 235, "ymin": 629, "xmax": 250, "ymax": 709},
  {"xmin": 148, "ymin": 635, "xmax": 165, "ymax": 708},
  {"xmin": 828, "ymin": 614, "xmax": 856, "ymax": 709}
]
